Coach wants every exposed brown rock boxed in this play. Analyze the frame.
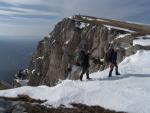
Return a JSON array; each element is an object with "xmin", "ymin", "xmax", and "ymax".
[
  {"xmin": 0, "ymin": 95, "xmax": 47, "ymax": 104},
  {"xmin": 23, "ymin": 103, "xmax": 127, "ymax": 113}
]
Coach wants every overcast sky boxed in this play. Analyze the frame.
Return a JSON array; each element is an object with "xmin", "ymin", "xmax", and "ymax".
[{"xmin": 0, "ymin": 0, "xmax": 150, "ymax": 39}]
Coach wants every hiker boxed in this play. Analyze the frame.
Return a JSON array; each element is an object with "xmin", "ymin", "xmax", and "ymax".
[
  {"xmin": 79, "ymin": 50, "xmax": 91, "ymax": 81},
  {"xmin": 105, "ymin": 45, "xmax": 120, "ymax": 77}
]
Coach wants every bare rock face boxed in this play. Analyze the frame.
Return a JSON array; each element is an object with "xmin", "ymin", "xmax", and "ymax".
[{"xmin": 27, "ymin": 16, "xmax": 148, "ymax": 86}]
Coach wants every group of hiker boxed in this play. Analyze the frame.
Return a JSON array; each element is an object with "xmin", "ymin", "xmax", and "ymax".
[
  {"xmin": 15, "ymin": 44, "xmax": 120, "ymax": 82},
  {"xmin": 68, "ymin": 44, "xmax": 120, "ymax": 81}
]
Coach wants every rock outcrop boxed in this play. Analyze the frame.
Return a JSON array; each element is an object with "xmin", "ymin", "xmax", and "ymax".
[
  {"xmin": 0, "ymin": 81, "xmax": 12, "ymax": 90},
  {"xmin": 0, "ymin": 98, "xmax": 126, "ymax": 113},
  {"xmin": 26, "ymin": 15, "xmax": 150, "ymax": 86}
]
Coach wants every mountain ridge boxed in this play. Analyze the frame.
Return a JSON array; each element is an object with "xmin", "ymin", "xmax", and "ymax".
[
  {"xmin": 74, "ymin": 15, "xmax": 150, "ymax": 35},
  {"xmin": 19, "ymin": 15, "xmax": 150, "ymax": 86}
]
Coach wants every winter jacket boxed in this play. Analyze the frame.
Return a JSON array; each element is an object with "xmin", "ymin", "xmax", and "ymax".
[
  {"xmin": 105, "ymin": 48, "xmax": 117, "ymax": 64},
  {"xmin": 82, "ymin": 53, "xmax": 90, "ymax": 68}
]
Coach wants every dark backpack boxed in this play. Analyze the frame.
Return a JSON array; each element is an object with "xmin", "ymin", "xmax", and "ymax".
[
  {"xmin": 82, "ymin": 54, "xmax": 90, "ymax": 68},
  {"xmin": 104, "ymin": 48, "xmax": 115, "ymax": 63}
]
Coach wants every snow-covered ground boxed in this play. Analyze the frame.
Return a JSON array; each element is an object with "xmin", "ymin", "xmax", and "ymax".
[
  {"xmin": 133, "ymin": 35, "xmax": 150, "ymax": 46},
  {"xmin": 133, "ymin": 39, "xmax": 150, "ymax": 46},
  {"xmin": 0, "ymin": 50, "xmax": 150, "ymax": 113}
]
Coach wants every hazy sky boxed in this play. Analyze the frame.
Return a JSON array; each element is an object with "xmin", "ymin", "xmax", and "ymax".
[{"xmin": 0, "ymin": 0, "xmax": 150, "ymax": 39}]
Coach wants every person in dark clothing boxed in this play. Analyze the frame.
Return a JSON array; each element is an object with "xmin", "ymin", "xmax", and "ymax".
[
  {"xmin": 105, "ymin": 46, "xmax": 120, "ymax": 77},
  {"xmin": 79, "ymin": 50, "xmax": 91, "ymax": 81}
]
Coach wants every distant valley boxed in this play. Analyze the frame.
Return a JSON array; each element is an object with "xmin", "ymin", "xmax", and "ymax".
[{"xmin": 0, "ymin": 37, "xmax": 39, "ymax": 83}]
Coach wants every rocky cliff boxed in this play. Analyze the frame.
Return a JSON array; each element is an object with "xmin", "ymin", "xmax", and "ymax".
[
  {"xmin": 0, "ymin": 97, "xmax": 125, "ymax": 113},
  {"xmin": 26, "ymin": 15, "xmax": 150, "ymax": 86}
]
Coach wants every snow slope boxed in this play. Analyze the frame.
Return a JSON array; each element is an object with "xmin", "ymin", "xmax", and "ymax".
[
  {"xmin": 0, "ymin": 50, "xmax": 150, "ymax": 113},
  {"xmin": 133, "ymin": 35, "xmax": 150, "ymax": 46}
]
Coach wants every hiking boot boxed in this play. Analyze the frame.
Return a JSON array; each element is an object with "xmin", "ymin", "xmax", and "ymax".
[
  {"xmin": 80, "ymin": 74, "xmax": 83, "ymax": 81},
  {"xmin": 108, "ymin": 71, "xmax": 112, "ymax": 77},
  {"xmin": 108, "ymin": 75, "xmax": 112, "ymax": 77},
  {"xmin": 116, "ymin": 72, "xmax": 121, "ymax": 75},
  {"xmin": 87, "ymin": 77, "xmax": 92, "ymax": 80}
]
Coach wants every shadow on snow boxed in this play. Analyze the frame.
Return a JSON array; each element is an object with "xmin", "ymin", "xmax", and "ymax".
[{"xmin": 88, "ymin": 74, "xmax": 150, "ymax": 81}]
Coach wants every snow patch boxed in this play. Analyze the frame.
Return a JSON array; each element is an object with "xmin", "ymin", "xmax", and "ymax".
[
  {"xmin": 136, "ymin": 35, "xmax": 150, "ymax": 39},
  {"xmin": 115, "ymin": 33, "xmax": 131, "ymax": 40},
  {"xmin": 65, "ymin": 39, "xmax": 71, "ymax": 45},
  {"xmin": 36, "ymin": 56, "xmax": 44, "ymax": 60},
  {"xmin": 96, "ymin": 18, "xmax": 109, "ymax": 22},
  {"xmin": 62, "ymin": 28, "xmax": 65, "ymax": 32},
  {"xmin": 146, "ymin": 35, "xmax": 150, "ymax": 37},
  {"xmin": 75, "ymin": 22, "xmax": 86, "ymax": 29},
  {"xmin": 47, "ymin": 34, "xmax": 51, "ymax": 38},
  {"xmin": 86, "ymin": 17, "xmax": 94, "ymax": 21},
  {"xmin": 81, "ymin": 16, "xmax": 108, "ymax": 22},
  {"xmin": 124, "ymin": 47, "xmax": 130, "ymax": 50},
  {"xmin": 104, "ymin": 25, "xmax": 135, "ymax": 33},
  {"xmin": 31, "ymin": 69, "xmax": 36, "ymax": 74},
  {"xmin": 133, "ymin": 35, "xmax": 150, "ymax": 46},
  {"xmin": 69, "ymin": 16, "xmax": 73, "ymax": 19},
  {"xmin": 87, "ymin": 23, "xmax": 90, "ymax": 26},
  {"xmin": 52, "ymin": 40, "xmax": 56, "ymax": 44},
  {"xmin": 133, "ymin": 39, "xmax": 150, "ymax": 46}
]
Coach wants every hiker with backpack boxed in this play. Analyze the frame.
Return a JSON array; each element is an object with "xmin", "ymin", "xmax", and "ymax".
[
  {"xmin": 105, "ymin": 45, "xmax": 120, "ymax": 77},
  {"xmin": 79, "ymin": 50, "xmax": 92, "ymax": 81}
]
